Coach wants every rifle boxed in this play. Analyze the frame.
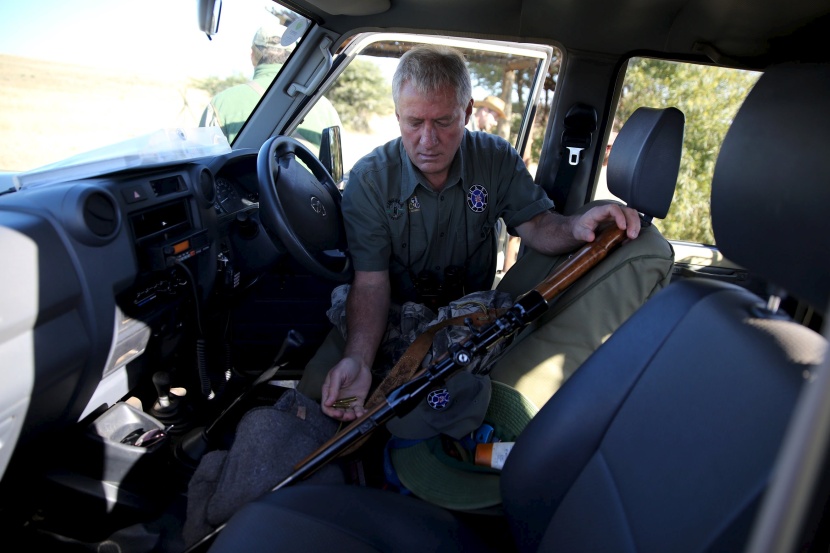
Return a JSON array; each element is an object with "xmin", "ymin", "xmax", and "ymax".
[{"xmin": 186, "ymin": 225, "xmax": 625, "ymax": 552}]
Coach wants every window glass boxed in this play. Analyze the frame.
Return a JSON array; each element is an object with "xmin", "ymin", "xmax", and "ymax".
[
  {"xmin": 323, "ymin": 37, "xmax": 558, "ymax": 275},
  {"xmin": 324, "ymin": 38, "xmax": 559, "ymax": 182},
  {"xmin": 0, "ymin": 1, "xmax": 309, "ymax": 172},
  {"xmin": 600, "ymin": 58, "xmax": 760, "ymax": 245}
]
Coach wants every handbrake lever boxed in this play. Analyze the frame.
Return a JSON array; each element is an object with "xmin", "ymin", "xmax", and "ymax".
[
  {"xmin": 177, "ymin": 330, "xmax": 306, "ymax": 467},
  {"xmin": 205, "ymin": 329, "xmax": 305, "ymax": 436}
]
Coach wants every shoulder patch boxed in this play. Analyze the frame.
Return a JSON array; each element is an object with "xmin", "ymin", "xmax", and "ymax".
[
  {"xmin": 386, "ymin": 199, "xmax": 406, "ymax": 220},
  {"xmin": 467, "ymin": 184, "xmax": 489, "ymax": 213}
]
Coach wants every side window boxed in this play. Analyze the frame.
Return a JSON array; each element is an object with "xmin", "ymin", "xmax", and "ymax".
[
  {"xmin": 603, "ymin": 57, "xmax": 760, "ymax": 246},
  {"xmin": 322, "ymin": 37, "xmax": 558, "ymax": 275},
  {"xmin": 324, "ymin": 38, "xmax": 558, "ymax": 184}
]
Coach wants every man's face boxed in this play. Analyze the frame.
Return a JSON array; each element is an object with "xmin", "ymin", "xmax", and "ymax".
[
  {"xmin": 396, "ymin": 81, "xmax": 471, "ymax": 188},
  {"xmin": 476, "ymin": 107, "xmax": 497, "ymax": 132}
]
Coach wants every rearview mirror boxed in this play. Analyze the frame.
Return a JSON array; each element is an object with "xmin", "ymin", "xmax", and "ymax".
[
  {"xmin": 320, "ymin": 126, "xmax": 344, "ymax": 187},
  {"xmin": 197, "ymin": 0, "xmax": 222, "ymax": 37}
]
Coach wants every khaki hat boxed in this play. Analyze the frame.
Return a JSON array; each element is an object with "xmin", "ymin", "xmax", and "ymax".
[
  {"xmin": 389, "ymin": 381, "xmax": 538, "ymax": 511},
  {"xmin": 252, "ymin": 23, "xmax": 287, "ymax": 49},
  {"xmin": 474, "ymin": 95, "xmax": 507, "ymax": 119}
]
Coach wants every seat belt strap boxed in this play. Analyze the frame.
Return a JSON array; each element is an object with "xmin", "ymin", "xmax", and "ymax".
[{"xmin": 550, "ymin": 103, "xmax": 597, "ymax": 211}]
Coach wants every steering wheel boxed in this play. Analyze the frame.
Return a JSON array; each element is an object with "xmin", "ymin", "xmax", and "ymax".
[{"xmin": 256, "ymin": 135, "xmax": 353, "ymax": 282}]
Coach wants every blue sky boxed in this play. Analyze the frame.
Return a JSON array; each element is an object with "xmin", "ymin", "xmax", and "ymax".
[{"xmin": 0, "ymin": 0, "xmax": 279, "ymax": 78}]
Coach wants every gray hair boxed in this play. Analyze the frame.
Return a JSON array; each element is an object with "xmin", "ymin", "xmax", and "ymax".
[
  {"xmin": 254, "ymin": 44, "xmax": 290, "ymax": 65},
  {"xmin": 392, "ymin": 45, "xmax": 472, "ymax": 109}
]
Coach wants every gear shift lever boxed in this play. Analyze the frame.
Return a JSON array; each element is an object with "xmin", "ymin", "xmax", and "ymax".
[
  {"xmin": 150, "ymin": 370, "xmax": 189, "ymax": 433},
  {"xmin": 153, "ymin": 371, "xmax": 175, "ymax": 412}
]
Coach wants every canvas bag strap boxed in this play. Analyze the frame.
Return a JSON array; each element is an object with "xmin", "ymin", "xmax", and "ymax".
[
  {"xmin": 336, "ymin": 305, "xmax": 504, "ymax": 459},
  {"xmin": 365, "ymin": 307, "xmax": 505, "ymax": 409},
  {"xmin": 246, "ymin": 81, "xmax": 266, "ymax": 95}
]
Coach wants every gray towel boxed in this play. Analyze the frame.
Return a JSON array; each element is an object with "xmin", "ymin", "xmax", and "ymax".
[{"xmin": 183, "ymin": 389, "xmax": 345, "ymax": 547}]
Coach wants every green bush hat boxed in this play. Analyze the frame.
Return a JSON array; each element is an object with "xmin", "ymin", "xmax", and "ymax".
[{"xmin": 389, "ymin": 380, "xmax": 538, "ymax": 511}]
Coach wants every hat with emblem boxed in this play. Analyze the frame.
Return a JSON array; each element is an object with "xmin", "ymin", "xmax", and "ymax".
[{"xmin": 387, "ymin": 370, "xmax": 492, "ymax": 440}]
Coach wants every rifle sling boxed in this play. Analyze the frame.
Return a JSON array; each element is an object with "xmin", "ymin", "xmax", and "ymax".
[
  {"xmin": 365, "ymin": 307, "xmax": 505, "ymax": 409},
  {"xmin": 334, "ymin": 307, "xmax": 504, "ymax": 459}
]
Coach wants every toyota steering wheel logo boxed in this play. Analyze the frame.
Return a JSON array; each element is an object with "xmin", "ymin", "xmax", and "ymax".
[{"xmin": 310, "ymin": 196, "xmax": 327, "ymax": 217}]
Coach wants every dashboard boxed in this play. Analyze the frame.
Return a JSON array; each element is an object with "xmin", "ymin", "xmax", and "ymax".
[{"xmin": 0, "ymin": 147, "xmax": 278, "ymax": 450}]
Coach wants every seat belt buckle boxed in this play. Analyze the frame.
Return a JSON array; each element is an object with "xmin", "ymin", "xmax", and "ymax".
[
  {"xmin": 561, "ymin": 132, "xmax": 591, "ymax": 166},
  {"xmin": 560, "ymin": 103, "xmax": 597, "ymax": 168},
  {"xmin": 566, "ymin": 146, "xmax": 584, "ymax": 166}
]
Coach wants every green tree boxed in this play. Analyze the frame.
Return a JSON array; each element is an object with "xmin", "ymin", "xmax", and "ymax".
[
  {"xmin": 327, "ymin": 58, "xmax": 394, "ymax": 132},
  {"xmin": 468, "ymin": 50, "xmax": 563, "ymax": 155},
  {"xmin": 616, "ymin": 58, "xmax": 759, "ymax": 244},
  {"xmin": 190, "ymin": 74, "xmax": 248, "ymax": 97}
]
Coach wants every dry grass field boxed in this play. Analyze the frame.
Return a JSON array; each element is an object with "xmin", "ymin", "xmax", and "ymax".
[
  {"xmin": 0, "ymin": 53, "xmax": 403, "ymax": 178},
  {"xmin": 0, "ymin": 54, "xmax": 210, "ymax": 172}
]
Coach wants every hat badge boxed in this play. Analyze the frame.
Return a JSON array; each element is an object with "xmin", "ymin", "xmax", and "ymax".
[{"xmin": 426, "ymin": 388, "xmax": 451, "ymax": 410}]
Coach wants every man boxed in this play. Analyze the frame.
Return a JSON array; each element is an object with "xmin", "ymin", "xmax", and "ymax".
[
  {"xmin": 200, "ymin": 22, "xmax": 342, "ymax": 147},
  {"xmin": 299, "ymin": 45, "xmax": 640, "ymax": 421},
  {"xmin": 467, "ymin": 95, "xmax": 506, "ymax": 133}
]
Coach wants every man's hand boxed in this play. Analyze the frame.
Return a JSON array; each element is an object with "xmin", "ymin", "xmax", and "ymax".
[
  {"xmin": 517, "ymin": 203, "xmax": 642, "ymax": 256},
  {"xmin": 573, "ymin": 203, "xmax": 641, "ymax": 243},
  {"xmin": 320, "ymin": 357, "xmax": 373, "ymax": 421},
  {"xmin": 319, "ymin": 270, "xmax": 390, "ymax": 421}
]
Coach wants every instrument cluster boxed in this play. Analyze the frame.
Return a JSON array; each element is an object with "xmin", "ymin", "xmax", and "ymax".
[{"xmin": 214, "ymin": 176, "xmax": 258, "ymax": 215}]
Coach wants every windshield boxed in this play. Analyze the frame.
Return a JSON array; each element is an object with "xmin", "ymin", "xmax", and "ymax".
[{"xmin": 0, "ymin": 1, "xmax": 307, "ymax": 174}]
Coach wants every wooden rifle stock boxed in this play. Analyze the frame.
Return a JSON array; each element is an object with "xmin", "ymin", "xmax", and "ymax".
[{"xmin": 534, "ymin": 225, "xmax": 625, "ymax": 300}]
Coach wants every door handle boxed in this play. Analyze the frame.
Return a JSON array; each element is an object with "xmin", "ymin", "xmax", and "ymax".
[{"xmin": 288, "ymin": 37, "xmax": 333, "ymax": 97}]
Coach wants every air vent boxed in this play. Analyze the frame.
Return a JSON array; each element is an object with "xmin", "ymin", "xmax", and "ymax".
[
  {"xmin": 63, "ymin": 186, "xmax": 122, "ymax": 246},
  {"xmin": 191, "ymin": 165, "xmax": 216, "ymax": 208},
  {"xmin": 83, "ymin": 191, "xmax": 119, "ymax": 237},
  {"xmin": 199, "ymin": 168, "xmax": 216, "ymax": 203}
]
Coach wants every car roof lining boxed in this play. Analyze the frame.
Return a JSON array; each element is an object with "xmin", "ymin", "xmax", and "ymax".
[{"xmin": 295, "ymin": 0, "xmax": 830, "ymax": 70}]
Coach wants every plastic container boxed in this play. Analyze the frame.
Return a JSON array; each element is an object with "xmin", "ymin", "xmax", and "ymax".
[{"xmin": 86, "ymin": 401, "xmax": 167, "ymax": 483}]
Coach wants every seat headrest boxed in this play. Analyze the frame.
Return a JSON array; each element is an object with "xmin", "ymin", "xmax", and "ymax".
[
  {"xmin": 607, "ymin": 106, "xmax": 684, "ymax": 221},
  {"xmin": 712, "ymin": 63, "xmax": 830, "ymax": 311}
]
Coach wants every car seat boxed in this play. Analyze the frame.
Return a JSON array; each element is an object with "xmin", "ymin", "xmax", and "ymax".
[
  {"xmin": 203, "ymin": 63, "xmax": 829, "ymax": 553},
  {"xmin": 490, "ymin": 106, "xmax": 683, "ymax": 407}
]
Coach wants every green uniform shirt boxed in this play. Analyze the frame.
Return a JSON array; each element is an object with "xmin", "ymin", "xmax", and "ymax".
[
  {"xmin": 200, "ymin": 64, "xmax": 342, "ymax": 146},
  {"xmin": 343, "ymin": 130, "xmax": 554, "ymax": 304}
]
